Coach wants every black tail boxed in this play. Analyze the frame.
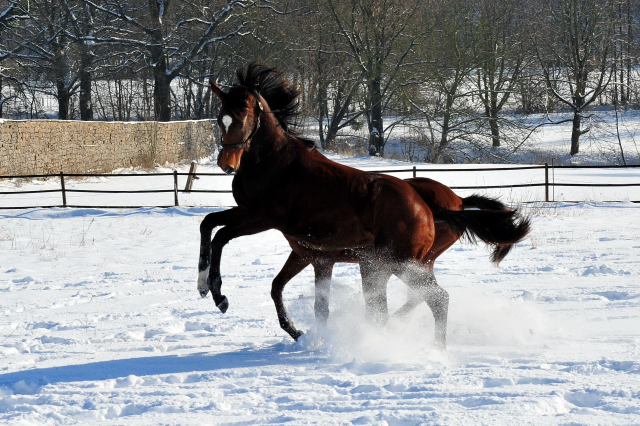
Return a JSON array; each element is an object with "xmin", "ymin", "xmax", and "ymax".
[
  {"xmin": 462, "ymin": 194, "xmax": 508, "ymax": 211},
  {"xmin": 434, "ymin": 208, "xmax": 531, "ymax": 264}
]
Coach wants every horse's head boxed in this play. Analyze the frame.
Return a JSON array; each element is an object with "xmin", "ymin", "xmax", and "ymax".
[
  {"xmin": 211, "ymin": 62, "xmax": 313, "ymax": 173},
  {"xmin": 211, "ymin": 79, "xmax": 264, "ymax": 174}
]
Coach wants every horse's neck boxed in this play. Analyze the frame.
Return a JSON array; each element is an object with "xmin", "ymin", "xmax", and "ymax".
[
  {"xmin": 255, "ymin": 108, "xmax": 289, "ymax": 152},
  {"xmin": 234, "ymin": 115, "xmax": 297, "ymax": 202}
]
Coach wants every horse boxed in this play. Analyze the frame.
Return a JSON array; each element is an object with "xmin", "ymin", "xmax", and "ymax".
[
  {"xmin": 198, "ymin": 62, "xmax": 530, "ymax": 349},
  {"xmin": 266, "ymin": 180, "xmax": 524, "ymax": 341},
  {"xmin": 198, "ymin": 177, "xmax": 523, "ymax": 342}
]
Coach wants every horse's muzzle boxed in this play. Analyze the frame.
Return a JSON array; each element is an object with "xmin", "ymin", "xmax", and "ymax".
[
  {"xmin": 217, "ymin": 151, "xmax": 237, "ymax": 174},
  {"xmin": 216, "ymin": 151, "xmax": 222, "ymax": 167}
]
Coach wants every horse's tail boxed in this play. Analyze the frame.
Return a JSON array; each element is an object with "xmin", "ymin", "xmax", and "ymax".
[
  {"xmin": 462, "ymin": 194, "xmax": 508, "ymax": 211},
  {"xmin": 434, "ymin": 207, "xmax": 531, "ymax": 265}
]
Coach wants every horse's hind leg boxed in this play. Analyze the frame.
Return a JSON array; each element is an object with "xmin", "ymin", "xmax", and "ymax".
[
  {"xmin": 313, "ymin": 260, "xmax": 334, "ymax": 330},
  {"xmin": 426, "ymin": 282, "xmax": 449, "ymax": 349},
  {"xmin": 393, "ymin": 270, "xmax": 435, "ymax": 318},
  {"xmin": 399, "ymin": 264, "xmax": 449, "ymax": 349},
  {"xmin": 271, "ymin": 252, "xmax": 309, "ymax": 341},
  {"xmin": 359, "ymin": 260, "xmax": 392, "ymax": 326}
]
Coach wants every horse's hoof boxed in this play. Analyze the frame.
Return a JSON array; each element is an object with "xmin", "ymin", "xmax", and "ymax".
[
  {"xmin": 216, "ymin": 296, "xmax": 229, "ymax": 313},
  {"xmin": 292, "ymin": 329, "xmax": 304, "ymax": 341},
  {"xmin": 199, "ymin": 289, "xmax": 209, "ymax": 298}
]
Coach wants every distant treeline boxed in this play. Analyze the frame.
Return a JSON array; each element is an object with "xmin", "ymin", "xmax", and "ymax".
[{"xmin": 1, "ymin": 0, "xmax": 639, "ymax": 157}]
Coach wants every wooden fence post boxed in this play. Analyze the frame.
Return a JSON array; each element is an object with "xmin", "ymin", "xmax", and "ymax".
[
  {"xmin": 60, "ymin": 171, "xmax": 67, "ymax": 207},
  {"xmin": 173, "ymin": 170, "xmax": 179, "ymax": 206},
  {"xmin": 184, "ymin": 161, "xmax": 198, "ymax": 193},
  {"xmin": 544, "ymin": 163, "xmax": 549, "ymax": 202},
  {"xmin": 412, "ymin": 166, "xmax": 416, "ymax": 178},
  {"xmin": 551, "ymin": 159, "xmax": 554, "ymax": 202}
]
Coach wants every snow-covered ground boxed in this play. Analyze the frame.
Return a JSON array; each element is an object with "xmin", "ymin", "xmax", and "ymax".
[{"xmin": 1, "ymin": 154, "xmax": 639, "ymax": 424}]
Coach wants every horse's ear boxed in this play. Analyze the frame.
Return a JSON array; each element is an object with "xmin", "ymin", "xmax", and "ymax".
[{"xmin": 210, "ymin": 78, "xmax": 225, "ymax": 101}]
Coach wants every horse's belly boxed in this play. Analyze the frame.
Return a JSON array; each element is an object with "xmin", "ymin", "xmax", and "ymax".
[{"xmin": 285, "ymin": 222, "xmax": 374, "ymax": 251}]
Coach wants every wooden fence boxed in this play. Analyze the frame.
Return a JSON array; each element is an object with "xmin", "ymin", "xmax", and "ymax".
[{"xmin": 1, "ymin": 163, "xmax": 640, "ymax": 209}]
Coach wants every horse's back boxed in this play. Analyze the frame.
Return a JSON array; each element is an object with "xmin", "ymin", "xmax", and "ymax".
[
  {"xmin": 280, "ymin": 149, "xmax": 436, "ymax": 259},
  {"xmin": 405, "ymin": 177, "xmax": 463, "ymax": 213}
]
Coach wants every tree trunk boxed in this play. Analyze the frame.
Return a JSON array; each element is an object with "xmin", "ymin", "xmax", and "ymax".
[
  {"xmin": 325, "ymin": 108, "xmax": 343, "ymax": 148},
  {"xmin": 484, "ymin": 100, "xmax": 500, "ymax": 147},
  {"xmin": 437, "ymin": 116, "xmax": 450, "ymax": 164},
  {"xmin": 0, "ymin": 75, "xmax": 3, "ymax": 118},
  {"xmin": 57, "ymin": 80, "xmax": 70, "ymax": 120},
  {"xmin": 79, "ymin": 51, "xmax": 93, "ymax": 121},
  {"xmin": 570, "ymin": 111, "xmax": 582, "ymax": 155},
  {"xmin": 151, "ymin": 43, "xmax": 172, "ymax": 122},
  {"xmin": 317, "ymin": 83, "xmax": 327, "ymax": 149},
  {"xmin": 194, "ymin": 80, "xmax": 211, "ymax": 120},
  {"xmin": 570, "ymin": 86, "xmax": 586, "ymax": 155},
  {"xmin": 435, "ymin": 92, "xmax": 455, "ymax": 163},
  {"xmin": 489, "ymin": 116, "xmax": 500, "ymax": 147},
  {"xmin": 154, "ymin": 71, "xmax": 172, "ymax": 122},
  {"xmin": 368, "ymin": 77, "xmax": 383, "ymax": 155},
  {"xmin": 324, "ymin": 87, "xmax": 353, "ymax": 148},
  {"xmin": 489, "ymin": 91, "xmax": 500, "ymax": 147}
]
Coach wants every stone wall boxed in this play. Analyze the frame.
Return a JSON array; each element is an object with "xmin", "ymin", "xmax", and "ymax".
[{"xmin": 0, "ymin": 119, "xmax": 216, "ymax": 175}]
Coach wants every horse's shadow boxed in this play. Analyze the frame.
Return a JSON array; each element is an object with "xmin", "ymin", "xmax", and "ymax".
[{"xmin": 0, "ymin": 343, "xmax": 315, "ymax": 390}]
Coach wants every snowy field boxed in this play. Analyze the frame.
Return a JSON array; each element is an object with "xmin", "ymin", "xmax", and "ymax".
[{"xmin": 1, "ymin": 155, "xmax": 640, "ymax": 424}]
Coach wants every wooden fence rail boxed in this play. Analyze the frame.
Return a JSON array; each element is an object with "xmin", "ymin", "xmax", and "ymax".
[{"xmin": 1, "ymin": 163, "xmax": 640, "ymax": 209}]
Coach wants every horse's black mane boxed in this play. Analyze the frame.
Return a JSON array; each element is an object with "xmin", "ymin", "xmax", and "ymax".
[{"xmin": 228, "ymin": 61, "xmax": 316, "ymax": 150}]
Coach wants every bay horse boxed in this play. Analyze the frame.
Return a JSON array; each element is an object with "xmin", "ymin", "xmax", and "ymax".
[
  {"xmin": 266, "ymin": 181, "xmax": 521, "ymax": 341},
  {"xmin": 198, "ymin": 62, "xmax": 530, "ymax": 349},
  {"xmin": 198, "ymin": 178, "xmax": 521, "ymax": 342}
]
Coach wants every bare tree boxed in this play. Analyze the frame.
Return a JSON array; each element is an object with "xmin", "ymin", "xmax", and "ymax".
[
  {"xmin": 62, "ymin": 1, "xmax": 101, "ymax": 120},
  {"xmin": 474, "ymin": 0, "xmax": 526, "ymax": 147},
  {"xmin": 626, "ymin": 0, "xmax": 640, "ymax": 105},
  {"xmin": 0, "ymin": 0, "xmax": 20, "ymax": 28},
  {"xmin": 83, "ymin": 0, "xmax": 252, "ymax": 121},
  {"xmin": 533, "ymin": 0, "xmax": 617, "ymax": 155},
  {"xmin": 291, "ymin": 2, "xmax": 363, "ymax": 149},
  {"xmin": 0, "ymin": 0, "xmax": 26, "ymax": 118},
  {"xmin": 325, "ymin": 0, "xmax": 422, "ymax": 155},
  {"xmin": 6, "ymin": 0, "xmax": 82, "ymax": 119},
  {"xmin": 403, "ymin": 0, "xmax": 480, "ymax": 163},
  {"xmin": 611, "ymin": 0, "xmax": 638, "ymax": 106}
]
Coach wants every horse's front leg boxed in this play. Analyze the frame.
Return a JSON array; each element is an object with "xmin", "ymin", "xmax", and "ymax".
[
  {"xmin": 198, "ymin": 208, "xmax": 248, "ymax": 298},
  {"xmin": 207, "ymin": 217, "xmax": 280, "ymax": 313}
]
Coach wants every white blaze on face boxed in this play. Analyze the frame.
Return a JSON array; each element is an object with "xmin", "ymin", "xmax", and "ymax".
[{"xmin": 222, "ymin": 115, "xmax": 233, "ymax": 134}]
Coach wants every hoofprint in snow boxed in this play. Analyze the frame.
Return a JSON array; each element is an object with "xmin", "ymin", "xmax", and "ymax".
[{"xmin": 0, "ymin": 158, "xmax": 639, "ymax": 424}]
